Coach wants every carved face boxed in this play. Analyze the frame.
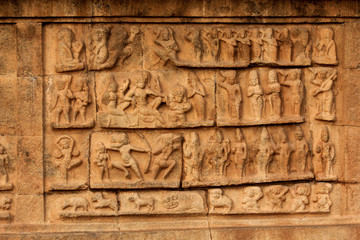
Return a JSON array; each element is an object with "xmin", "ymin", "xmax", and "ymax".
[
  {"xmin": 92, "ymin": 28, "xmax": 108, "ymax": 42},
  {"xmin": 210, "ymin": 189, "xmax": 222, "ymax": 198},
  {"xmin": 58, "ymin": 138, "xmax": 71, "ymax": 149},
  {"xmin": 215, "ymin": 130, "xmax": 223, "ymax": 143},
  {"xmin": 321, "ymin": 127, "xmax": 329, "ymax": 142},
  {"xmin": 56, "ymin": 80, "xmax": 67, "ymax": 90},
  {"xmin": 250, "ymin": 71, "xmax": 259, "ymax": 86},
  {"xmin": 235, "ymin": 129, "xmax": 243, "ymax": 141},
  {"xmin": 58, "ymin": 28, "xmax": 73, "ymax": 44},
  {"xmin": 172, "ymin": 85, "xmax": 186, "ymax": 103},
  {"xmin": 160, "ymin": 28, "xmax": 170, "ymax": 41},
  {"xmin": 318, "ymin": 70, "xmax": 327, "ymax": 80},
  {"xmin": 96, "ymin": 142, "xmax": 106, "ymax": 153},
  {"xmin": 265, "ymin": 28, "xmax": 273, "ymax": 38},
  {"xmin": 111, "ymin": 133, "xmax": 129, "ymax": 146},
  {"xmin": 295, "ymin": 128, "xmax": 304, "ymax": 140}
]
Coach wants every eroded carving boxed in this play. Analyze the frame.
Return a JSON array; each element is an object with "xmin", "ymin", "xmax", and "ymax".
[
  {"xmin": 206, "ymin": 130, "xmax": 231, "ymax": 177},
  {"xmin": 0, "ymin": 144, "xmax": 13, "ymax": 190},
  {"xmin": 55, "ymin": 28, "xmax": 85, "ymax": 72},
  {"xmin": 241, "ymin": 186, "xmax": 263, "ymax": 211},
  {"xmin": 290, "ymin": 183, "xmax": 311, "ymax": 212},
  {"xmin": 0, "ymin": 196, "xmax": 12, "ymax": 220},
  {"xmin": 264, "ymin": 185, "xmax": 289, "ymax": 210},
  {"xmin": 312, "ymin": 27, "xmax": 338, "ymax": 65},
  {"xmin": 183, "ymin": 132, "xmax": 204, "ymax": 182},
  {"xmin": 247, "ymin": 70, "xmax": 264, "ymax": 121},
  {"xmin": 314, "ymin": 126, "xmax": 337, "ymax": 181},
  {"xmin": 152, "ymin": 27, "xmax": 179, "ymax": 67},
  {"xmin": 232, "ymin": 129, "xmax": 247, "ymax": 177},
  {"xmin": 312, "ymin": 183, "xmax": 333, "ymax": 212},
  {"xmin": 208, "ymin": 189, "xmax": 232, "ymax": 213},
  {"xmin": 49, "ymin": 74, "xmax": 94, "ymax": 128},
  {"xmin": 91, "ymin": 192, "xmax": 118, "ymax": 211},
  {"xmin": 218, "ymin": 70, "xmax": 242, "ymax": 119}
]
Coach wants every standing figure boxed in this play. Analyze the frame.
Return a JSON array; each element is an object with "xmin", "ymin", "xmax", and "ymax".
[
  {"xmin": 185, "ymin": 28, "xmax": 203, "ymax": 63},
  {"xmin": 249, "ymin": 28, "xmax": 263, "ymax": 62},
  {"xmin": 55, "ymin": 28, "xmax": 84, "ymax": 72},
  {"xmin": 153, "ymin": 27, "xmax": 179, "ymax": 67},
  {"xmin": 310, "ymin": 69, "xmax": 337, "ymax": 121},
  {"xmin": 265, "ymin": 70, "xmax": 281, "ymax": 119},
  {"xmin": 312, "ymin": 27, "xmax": 337, "ymax": 65},
  {"xmin": 183, "ymin": 132, "xmax": 204, "ymax": 181},
  {"xmin": 278, "ymin": 69, "xmax": 304, "ymax": 117},
  {"xmin": 292, "ymin": 126, "xmax": 309, "ymax": 173},
  {"xmin": 232, "ymin": 129, "xmax": 247, "ymax": 177},
  {"xmin": 187, "ymin": 71, "xmax": 206, "ymax": 120},
  {"xmin": 72, "ymin": 76, "xmax": 91, "ymax": 123},
  {"xmin": 247, "ymin": 70, "xmax": 264, "ymax": 120},
  {"xmin": 276, "ymin": 28, "xmax": 292, "ymax": 63},
  {"xmin": 124, "ymin": 71, "xmax": 166, "ymax": 126},
  {"xmin": 53, "ymin": 135, "xmax": 82, "ymax": 184},
  {"xmin": 201, "ymin": 28, "xmax": 220, "ymax": 62},
  {"xmin": 167, "ymin": 84, "xmax": 192, "ymax": 124},
  {"xmin": 51, "ymin": 75, "xmax": 74, "ymax": 125},
  {"xmin": 241, "ymin": 186, "xmax": 263, "ymax": 211},
  {"xmin": 219, "ymin": 29, "xmax": 237, "ymax": 63},
  {"xmin": 151, "ymin": 134, "xmax": 182, "ymax": 180},
  {"xmin": 275, "ymin": 129, "xmax": 294, "ymax": 176},
  {"xmin": 94, "ymin": 142, "xmax": 110, "ymax": 181},
  {"xmin": 314, "ymin": 126, "xmax": 336, "ymax": 180},
  {"xmin": 206, "ymin": 130, "xmax": 231, "ymax": 177},
  {"xmin": 101, "ymin": 76, "xmax": 130, "ymax": 126},
  {"xmin": 255, "ymin": 128, "xmax": 274, "ymax": 176},
  {"xmin": 235, "ymin": 29, "xmax": 251, "ymax": 63},
  {"xmin": 290, "ymin": 27, "xmax": 311, "ymax": 64},
  {"xmin": 106, "ymin": 133, "xmax": 149, "ymax": 180},
  {"xmin": 0, "ymin": 144, "xmax": 9, "ymax": 185},
  {"xmin": 264, "ymin": 185, "xmax": 289, "ymax": 210},
  {"xmin": 261, "ymin": 28, "xmax": 278, "ymax": 62},
  {"xmin": 218, "ymin": 70, "xmax": 242, "ymax": 119}
]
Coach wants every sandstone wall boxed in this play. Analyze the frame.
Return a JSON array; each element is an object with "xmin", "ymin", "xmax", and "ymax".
[{"xmin": 0, "ymin": 0, "xmax": 360, "ymax": 239}]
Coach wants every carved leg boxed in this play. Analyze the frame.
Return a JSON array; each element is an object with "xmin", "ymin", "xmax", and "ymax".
[{"xmin": 163, "ymin": 160, "xmax": 176, "ymax": 179}]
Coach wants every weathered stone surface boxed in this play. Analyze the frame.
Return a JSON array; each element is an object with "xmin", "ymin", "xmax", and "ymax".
[{"xmin": 0, "ymin": 0, "xmax": 359, "ymax": 239}]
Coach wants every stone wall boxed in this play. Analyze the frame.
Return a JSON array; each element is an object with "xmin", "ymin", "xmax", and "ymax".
[{"xmin": 0, "ymin": 0, "xmax": 360, "ymax": 239}]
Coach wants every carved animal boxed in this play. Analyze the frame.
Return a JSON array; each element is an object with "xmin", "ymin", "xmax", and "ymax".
[
  {"xmin": 91, "ymin": 192, "xmax": 118, "ymax": 211},
  {"xmin": 128, "ymin": 194, "xmax": 155, "ymax": 212},
  {"xmin": 208, "ymin": 189, "xmax": 232, "ymax": 212},
  {"xmin": 62, "ymin": 197, "xmax": 89, "ymax": 212},
  {"xmin": 0, "ymin": 196, "xmax": 11, "ymax": 210}
]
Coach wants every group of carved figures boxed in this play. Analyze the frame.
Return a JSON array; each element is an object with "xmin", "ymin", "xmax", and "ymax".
[
  {"xmin": 51, "ymin": 75, "xmax": 92, "ymax": 127},
  {"xmin": 219, "ymin": 67, "xmax": 337, "ymax": 122},
  {"xmin": 183, "ymin": 126, "xmax": 336, "ymax": 182},
  {"xmin": 209, "ymin": 182, "xmax": 333, "ymax": 214},
  {"xmin": 181, "ymin": 26, "xmax": 337, "ymax": 66},
  {"xmin": 100, "ymin": 70, "xmax": 206, "ymax": 127},
  {"xmin": 55, "ymin": 26, "xmax": 140, "ymax": 72}
]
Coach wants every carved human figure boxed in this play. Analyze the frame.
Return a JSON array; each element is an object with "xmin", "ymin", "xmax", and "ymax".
[
  {"xmin": 290, "ymin": 27, "xmax": 311, "ymax": 64},
  {"xmin": 249, "ymin": 28, "xmax": 263, "ymax": 62},
  {"xmin": 232, "ymin": 129, "xmax": 247, "ymax": 177},
  {"xmin": 124, "ymin": 71, "xmax": 166, "ymax": 126},
  {"xmin": 255, "ymin": 128, "xmax": 274, "ymax": 176},
  {"xmin": 185, "ymin": 28, "xmax": 203, "ymax": 62},
  {"xmin": 94, "ymin": 142, "xmax": 110, "ymax": 182},
  {"xmin": 265, "ymin": 70, "xmax": 281, "ymax": 119},
  {"xmin": 261, "ymin": 28, "xmax": 278, "ymax": 62},
  {"xmin": 208, "ymin": 189, "xmax": 232, "ymax": 213},
  {"xmin": 55, "ymin": 28, "xmax": 84, "ymax": 72},
  {"xmin": 290, "ymin": 184, "xmax": 310, "ymax": 212},
  {"xmin": 312, "ymin": 183, "xmax": 333, "ymax": 211},
  {"xmin": 151, "ymin": 133, "xmax": 181, "ymax": 180},
  {"xmin": 292, "ymin": 126, "xmax": 309, "ymax": 173},
  {"xmin": 101, "ymin": 76, "xmax": 130, "ymax": 126},
  {"xmin": 310, "ymin": 69, "xmax": 337, "ymax": 121},
  {"xmin": 235, "ymin": 29, "xmax": 251, "ymax": 63},
  {"xmin": 89, "ymin": 26, "xmax": 111, "ymax": 69},
  {"xmin": 201, "ymin": 28, "xmax": 220, "ymax": 63},
  {"xmin": 312, "ymin": 27, "xmax": 337, "ymax": 65},
  {"xmin": 314, "ymin": 126, "xmax": 336, "ymax": 179},
  {"xmin": 186, "ymin": 71, "xmax": 206, "ymax": 120},
  {"xmin": 53, "ymin": 135, "xmax": 82, "ymax": 184},
  {"xmin": 241, "ymin": 186, "xmax": 263, "ymax": 211},
  {"xmin": 72, "ymin": 76, "xmax": 91, "ymax": 123},
  {"xmin": 247, "ymin": 70, "xmax": 264, "ymax": 120},
  {"xmin": 276, "ymin": 28, "xmax": 292, "ymax": 63},
  {"xmin": 106, "ymin": 133, "xmax": 149, "ymax": 181},
  {"xmin": 206, "ymin": 130, "xmax": 231, "ymax": 177},
  {"xmin": 51, "ymin": 75, "xmax": 74, "ymax": 124},
  {"xmin": 153, "ymin": 27, "xmax": 179, "ymax": 67},
  {"xmin": 167, "ymin": 84, "xmax": 192, "ymax": 124},
  {"xmin": 265, "ymin": 185, "xmax": 289, "ymax": 210},
  {"xmin": 0, "ymin": 144, "xmax": 9, "ymax": 185},
  {"xmin": 219, "ymin": 28, "xmax": 237, "ymax": 63},
  {"xmin": 278, "ymin": 69, "xmax": 304, "ymax": 117},
  {"xmin": 183, "ymin": 132, "xmax": 204, "ymax": 181},
  {"xmin": 219, "ymin": 70, "xmax": 242, "ymax": 119},
  {"xmin": 275, "ymin": 129, "xmax": 294, "ymax": 176}
]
